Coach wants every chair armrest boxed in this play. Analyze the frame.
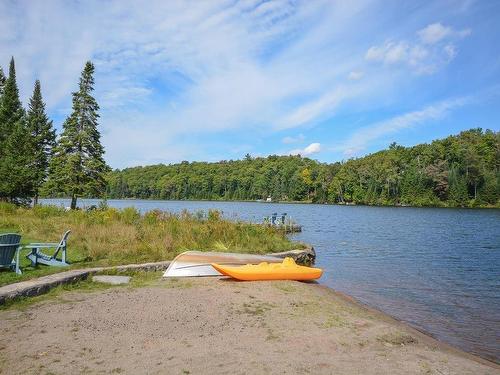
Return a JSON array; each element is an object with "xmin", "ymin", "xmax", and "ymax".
[
  {"xmin": 0, "ymin": 243, "xmax": 21, "ymax": 247},
  {"xmin": 25, "ymin": 244, "xmax": 59, "ymax": 249},
  {"xmin": 26, "ymin": 243, "xmax": 59, "ymax": 247}
]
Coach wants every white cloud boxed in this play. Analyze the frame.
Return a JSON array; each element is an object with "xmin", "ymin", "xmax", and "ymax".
[
  {"xmin": 282, "ymin": 134, "xmax": 305, "ymax": 144},
  {"xmin": 0, "ymin": 2, "xmax": 478, "ymax": 167},
  {"xmin": 289, "ymin": 142, "xmax": 321, "ymax": 156},
  {"xmin": 366, "ymin": 22, "xmax": 471, "ymax": 74},
  {"xmin": 348, "ymin": 71, "xmax": 364, "ymax": 80},
  {"xmin": 418, "ymin": 23, "xmax": 452, "ymax": 44},
  {"xmin": 417, "ymin": 22, "xmax": 471, "ymax": 45},
  {"xmin": 336, "ymin": 97, "xmax": 469, "ymax": 156},
  {"xmin": 277, "ymin": 86, "xmax": 355, "ymax": 130}
]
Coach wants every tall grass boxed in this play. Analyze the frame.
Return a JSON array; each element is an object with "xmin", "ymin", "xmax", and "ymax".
[{"xmin": 0, "ymin": 203, "xmax": 303, "ymax": 286}]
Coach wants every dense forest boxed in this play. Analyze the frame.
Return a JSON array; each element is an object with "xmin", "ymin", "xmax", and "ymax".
[{"xmin": 106, "ymin": 129, "xmax": 499, "ymax": 208}]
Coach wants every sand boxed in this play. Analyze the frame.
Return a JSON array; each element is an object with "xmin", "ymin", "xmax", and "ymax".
[{"xmin": 0, "ymin": 277, "xmax": 498, "ymax": 375}]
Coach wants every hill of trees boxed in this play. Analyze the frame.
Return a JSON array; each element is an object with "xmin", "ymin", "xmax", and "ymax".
[{"xmin": 105, "ymin": 129, "xmax": 499, "ymax": 208}]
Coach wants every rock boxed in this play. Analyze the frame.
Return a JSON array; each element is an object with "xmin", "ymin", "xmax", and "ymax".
[
  {"xmin": 92, "ymin": 275, "xmax": 131, "ymax": 285},
  {"xmin": 267, "ymin": 247, "xmax": 316, "ymax": 266}
]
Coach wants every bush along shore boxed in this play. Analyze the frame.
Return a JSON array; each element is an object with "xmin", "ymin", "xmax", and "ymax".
[{"xmin": 0, "ymin": 202, "xmax": 305, "ymax": 287}]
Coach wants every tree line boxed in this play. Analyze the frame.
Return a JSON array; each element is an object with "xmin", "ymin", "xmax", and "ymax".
[
  {"xmin": 1, "ymin": 57, "xmax": 498, "ymax": 209},
  {"xmin": 0, "ymin": 57, "xmax": 109, "ymax": 209},
  {"xmin": 106, "ymin": 129, "xmax": 499, "ymax": 207}
]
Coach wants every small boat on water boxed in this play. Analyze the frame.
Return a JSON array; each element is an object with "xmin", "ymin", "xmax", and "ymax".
[
  {"xmin": 163, "ymin": 251, "xmax": 284, "ymax": 277},
  {"xmin": 211, "ymin": 257, "xmax": 323, "ymax": 281}
]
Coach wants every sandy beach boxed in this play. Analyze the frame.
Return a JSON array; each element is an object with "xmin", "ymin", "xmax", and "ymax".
[{"xmin": 0, "ymin": 277, "xmax": 498, "ymax": 375}]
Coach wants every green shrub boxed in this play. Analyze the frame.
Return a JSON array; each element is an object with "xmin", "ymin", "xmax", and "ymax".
[
  {"xmin": 33, "ymin": 204, "xmax": 65, "ymax": 218},
  {"xmin": 0, "ymin": 202, "xmax": 17, "ymax": 214},
  {"xmin": 207, "ymin": 209, "xmax": 222, "ymax": 221},
  {"xmin": 120, "ymin": 207, "xmax": 140, "ymax": 224}
]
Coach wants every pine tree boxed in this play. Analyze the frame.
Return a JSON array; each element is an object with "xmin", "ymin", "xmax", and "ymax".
[
  {"xmin": 0, "ymin": 67, "xmax": 6, "ymax": 97},
  {"xmin": 27, "ymin": 80, "xmax": 56, "ymax": 205},
  {"xmin": 0, "ymin": 57, "xmax": 34, "ymax": 203},
  {"xmin": 0, "ymin": 58, "xmax": 24, "ymax": 144},
  {"xmin": 48, "ymin": 61, "xmax": 110, "ymax": 209}
]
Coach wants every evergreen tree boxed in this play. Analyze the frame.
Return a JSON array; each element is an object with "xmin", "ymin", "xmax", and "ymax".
[
  {"xmin": 0, "ymin": 58, "xmax": 24, "ymax": 144},
  {"xmin": 0, "ymin": 67, "xmax": 6, "ymax": 97},
  {"xmin": 0, "ymin": 57, "xmax": 34, "ymax": 203},
  {"xmin": 48, "ymin": 61, "xmax": 109, "ymax": 209},
  {"xmin": 26, "ymin": 80, "xmax": 56, "ymax": 205}
]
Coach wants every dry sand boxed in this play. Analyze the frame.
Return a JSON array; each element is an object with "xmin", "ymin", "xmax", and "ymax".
[{"xmin": 0, "ymin": 277, "xmax": 498, "ymax": 375}]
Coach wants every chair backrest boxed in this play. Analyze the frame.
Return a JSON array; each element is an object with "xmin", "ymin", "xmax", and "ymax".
[
  {"xmin": 271, "ymin": 213, "xmax": 277, "ymax": 224},
  {"xmin": 281, "ymin": 213, "xmax": 287, "ymax": 223},
  {"xmin": 0, "ymin": 233, "xmax": 21, "ymax": 266},
  {"xmin": 57, "ymin": 230, "xmax": 71, "ymax": 250}
]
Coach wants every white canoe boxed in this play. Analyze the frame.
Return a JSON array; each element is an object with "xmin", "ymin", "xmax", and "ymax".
[{"xmin": 163, "ymin": 250, "xmax": 283, "ymax": 277}]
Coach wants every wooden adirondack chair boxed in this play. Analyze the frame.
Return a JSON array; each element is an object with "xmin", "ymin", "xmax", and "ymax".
[
  {"xmin": 0, "ymin": 233, "xmax": 22, "ymax": 275},
  {"xmin": 26, "ymin": 230, "xmax": 71, "ymax": 267}
]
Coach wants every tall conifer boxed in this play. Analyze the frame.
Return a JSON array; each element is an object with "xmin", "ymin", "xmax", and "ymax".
[
  {"xmin": 0, "ymin": 58, "xmax": 24, "ymax": 143},
  {"xmin": 0, "ymin": 67, "xmax": 6, "ymax": 97},
  {"xmin": 0, "ymin": 57, "xmax": 34, "ymax": 203},
  {"xmin": 27, "ymin": 80, "xmax": 56, "ymax": 205},
  {"xmin": 48, "ymin": 61, "xmax": 109, "ymax": 209}
]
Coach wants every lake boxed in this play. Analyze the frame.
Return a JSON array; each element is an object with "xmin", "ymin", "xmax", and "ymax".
[{"xmin": 40, "ymin": 198, "xmax": 500, "ymax": 362}]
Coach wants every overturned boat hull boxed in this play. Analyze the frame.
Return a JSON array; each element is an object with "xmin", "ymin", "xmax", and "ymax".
[{"xmin": 163, "ymin": 251, "xmax": 284, "ymax": 277}]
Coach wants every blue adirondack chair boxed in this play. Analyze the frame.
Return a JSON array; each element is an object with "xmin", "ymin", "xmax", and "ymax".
[
  {"xmin": 0, "ymin": 233, "xmax": 22, "ymax": 275},
  {"xmin": 26, "ymin": 230, "xmax": 71, "ymax": 267}
]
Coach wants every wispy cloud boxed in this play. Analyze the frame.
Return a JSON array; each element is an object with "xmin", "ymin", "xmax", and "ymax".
[
  {"xmin": 277, "ymin": 86, "xmax": 357, "ymax": 130},
  {"xmin": 0, "ymin": 1, "xmax": 489, "ymax": 167},
  {"xmin": 348, "ymin": 71, "xmax": 364, "ymax": 80},
  {"xmin": 417, "ymin": 22, "xmax": 471, "ymax": 45},
  {"xmin": 366, "ymin": 22, "xmax": 471, "ymax": 74},
  {"xmin": 282, "ymin": 134, "xmax": 305, "ymax": 144},
  {"xmin": 337, "ymin": 97, "xmax": 469, "ymax": 156}
]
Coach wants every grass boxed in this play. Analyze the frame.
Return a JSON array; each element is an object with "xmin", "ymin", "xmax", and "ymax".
[
  {"xmin": 377, "ymin": 331, "xmax": 418, "ymax": 346},
  {"xmin": 0, "ymin": 202, "xmax": 304, "ymax": 287},
  {"xmin": 238, "ymin": 301, "xmax": 276, "ymax": 316}
]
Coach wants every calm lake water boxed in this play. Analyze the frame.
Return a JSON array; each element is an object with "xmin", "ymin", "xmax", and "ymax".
[{"xmin": 41, "ymin": 198, "xmax": 500, "ymax": 362}]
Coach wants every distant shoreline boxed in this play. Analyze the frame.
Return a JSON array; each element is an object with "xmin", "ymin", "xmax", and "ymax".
[{"xmin": 39, "ymin": 197, "xmax": 500, "ymax": 209}]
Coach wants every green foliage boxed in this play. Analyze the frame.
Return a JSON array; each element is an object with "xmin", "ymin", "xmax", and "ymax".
[
  {"xmin": 105, "ymin": 155, "xmax": 333, "ymax": 203},
  {"xmin": 329, "ymin": 129, "xmax": 499, "ymax": 207},
  {"xmin": 102, "ymin": 129, "xmax": 499, "ymax": 208},
  {"xmin": 0, "ymin": 67, "xmax": 6, "ymax": 97},
  {"xmin": 26, "ymin": 80, "xmax": 56, "ymax": 205},
  {"xmin": 0, "ymin": 57, "xmax": 35, "ymax": 204},
  {"xmin": 32, "ymin": 204, "xmax": 66, "ymax": 218},
  {"xmin": 46, "ymin": 61, "xmax": 110, "ymax": 209}
]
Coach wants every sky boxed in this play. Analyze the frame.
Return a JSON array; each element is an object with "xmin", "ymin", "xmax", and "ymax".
[{"xmin": 1, "ymin": 0, "xmax": 499, "ymax": 169}]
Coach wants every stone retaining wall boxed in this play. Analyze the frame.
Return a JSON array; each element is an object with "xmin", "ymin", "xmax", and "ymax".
[
  {"xmin": 0, "ymin": 247, "xmax": 315, "ymax": 305},
  {"xmin": 0, "ymin": 261, "xmax": 171, "ymax": 305}
]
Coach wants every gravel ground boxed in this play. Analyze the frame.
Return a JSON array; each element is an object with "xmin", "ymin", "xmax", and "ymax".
[{"xmin": 0, "ymin": 277, "xmax": 498, "ymax": 375}]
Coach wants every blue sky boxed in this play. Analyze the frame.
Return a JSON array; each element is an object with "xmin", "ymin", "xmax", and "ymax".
[{"xmin": 1, "ymin": 0, "xmax": 499, "ymax": 168}]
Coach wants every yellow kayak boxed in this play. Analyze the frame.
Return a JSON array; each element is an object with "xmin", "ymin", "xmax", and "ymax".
[{"xmin": 211, "ymin": 257, "xmax": 323, "ymax": 281}]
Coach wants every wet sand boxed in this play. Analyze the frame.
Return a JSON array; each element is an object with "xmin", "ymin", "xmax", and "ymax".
[{"xmin": 0, "ymin": 277, "xmax": 498, "ymax": 375}]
